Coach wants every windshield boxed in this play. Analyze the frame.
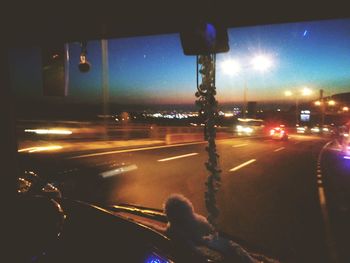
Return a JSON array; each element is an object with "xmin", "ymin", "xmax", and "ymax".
[{"xmin": 10, "ymin": 18, "xmax": 350, "ymax": 262}]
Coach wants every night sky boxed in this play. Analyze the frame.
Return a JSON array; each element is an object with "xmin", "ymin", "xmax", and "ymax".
[{"xmin": 8, "ymin": 18, "xmax": 350, "ymax": 106}]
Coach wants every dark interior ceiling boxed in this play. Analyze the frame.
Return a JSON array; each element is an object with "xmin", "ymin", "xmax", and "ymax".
[{"xmin": 3, "ymin": 1, "xmax": 350, "ymax": 46}]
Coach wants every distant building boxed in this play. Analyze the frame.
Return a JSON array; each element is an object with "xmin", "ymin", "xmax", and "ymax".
[
  {"xmin": 331, "ymin": 92, "xmax": 350, "ymax": 104},
  {"xmin": 311, "ymin": 92, "xmax": 350, "ymax": 112},
  {"xmin": 309, "ymin": 92, "xmax": 350, "ymax": 125}
]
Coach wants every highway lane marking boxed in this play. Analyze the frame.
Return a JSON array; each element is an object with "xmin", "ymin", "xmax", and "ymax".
[
  {"xmin": 316, "ymin": 140, "xmax": 338, "ymax": 262},
  {"xmin": 273, "ymin": 147, "xmax": 285, "ymax": 152},
  {"xmin": 229, "ymin": 159, "xmax": 256, "ymax": 172},
  {"xmin": 68, "ymin": 136, "xmax": 270, "ymax": 160},
  {"xmin": 68, "ymin": 141, "xmax": 208, "ymax": 159},
  {"xmin": 232, "ymin": 143, "xmax": 248, "ymax": 148},
  {"xmin": 157, "ymin": 153, "xmax": 198, "ymax": 162}
]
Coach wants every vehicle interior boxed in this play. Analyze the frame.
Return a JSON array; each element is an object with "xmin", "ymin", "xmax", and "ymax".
[{"xmin": 3, "ymin": 1, "xmax": 350, "ymax": 262}]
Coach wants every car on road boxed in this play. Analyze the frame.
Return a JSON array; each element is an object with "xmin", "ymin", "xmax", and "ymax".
[
  {"xmin": 343, "ymin": 144, "xmax": 350, "ymax": 159},
  {"xmin": 340, "ymin": 135, "xmax": 350, "ymax": 159},
  {"xmin": 270, "ymin": 126, "xmax": 288, "ymax": 141},
  {"xmin": 296, "ymin": 125, "xmax": 308, "ymax": 134},
  {"xmin": 308, "ymin": 124, "xmax": 336, "ymax": 135},
  {"xmin": 236, "ymin": 118, "xmax": 265, "ymax": 136}
]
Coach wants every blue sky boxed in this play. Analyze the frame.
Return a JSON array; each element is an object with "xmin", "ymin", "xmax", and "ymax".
[{"xmin": 9, "ymin": 18, "xmax": 350, "ymax": 105}]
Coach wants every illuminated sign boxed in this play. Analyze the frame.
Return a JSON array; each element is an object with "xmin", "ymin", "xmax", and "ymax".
[{"xmin": 300, "ymin": 110, "xmax": 310, "ymax": 122}]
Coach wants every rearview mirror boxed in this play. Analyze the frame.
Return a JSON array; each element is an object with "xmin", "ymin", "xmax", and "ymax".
[{"xmin": 180, "ymin": 21, "xmax": 229, "ymax": 55}]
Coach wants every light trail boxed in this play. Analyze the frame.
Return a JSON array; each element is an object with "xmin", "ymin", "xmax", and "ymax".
[{"xmin": 232, "ymin": 143, "xmax": 248, "ymax": 148}]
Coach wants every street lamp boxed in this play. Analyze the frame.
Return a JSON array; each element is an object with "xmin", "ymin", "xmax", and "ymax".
[
  {"xmin": 284, "ymin": 87, "xmax": 313, "ymax": 125},
  {"xmin": 221, "ymin": 54, "xmax": 273, "ymax": 117},
  {"xmin": 285, "ymin": 90, "xmax": 293, "ymax": 97},
  {"xmin": 328, "ymin": 100, "xmax": 336, "ymax": 106},
  {"xmin": 313, "ymin": 91, "xmax": 337, "ymax": 132},
  {"xmin": 221, "ymin": 55, "xmax": 273, "ymax": 75},
  {"xmin": 251, "ymin": 55, "xmax": 273, "ymax": 72},
  {"xmin": 221, "ymin": 59, "xmax": 241, "ymax": 76},
  {"xmin": 302, "ymin": 87, "xmax": 312, "ymax": 96}
]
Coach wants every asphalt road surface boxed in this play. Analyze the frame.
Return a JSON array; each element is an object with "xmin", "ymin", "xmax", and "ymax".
[
  {"xmin": 320, "ymin": 142, "xmax": 350, "ymax": 263},
  {"xmin": 20, "ymin": 134, "xmax": 350, "ymax": 263}
]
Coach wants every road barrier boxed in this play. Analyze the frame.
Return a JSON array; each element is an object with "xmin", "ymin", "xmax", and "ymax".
[{"xmin": 165, "ymin": 132, "xmax": 233, "ymax": 144}]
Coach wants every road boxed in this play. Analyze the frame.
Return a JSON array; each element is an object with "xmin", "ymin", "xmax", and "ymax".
[
  {"xmin": 320, "ymin": 142, "xmax": 350, "ymax": 263},
  {"xmin": 19, "ymin": 134, "xmax": 348, "ymax": 262}
]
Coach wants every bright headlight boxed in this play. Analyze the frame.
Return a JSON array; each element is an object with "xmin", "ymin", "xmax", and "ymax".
[{"xmin": 243, "ymin": 127, "xmax": 253, "ymax": 133}]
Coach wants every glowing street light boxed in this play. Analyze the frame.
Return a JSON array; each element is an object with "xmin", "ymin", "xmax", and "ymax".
[
  {"xmin": 314, "ymin": 101, "xmax": 321, "ymax": 106},
  {"xmin": 284, "ymin": 90, "xmax": 293, "ymax": 97},
  {"xmin": 328, "ymin": 100, "xmax": 336, "ymax": 106},
  {"xmin": 301, "ymin": 87, "xmax": 313, "ymax": 96},
  {"xmin": 221, "ymin": 54, "xmax": 274, "ymax": 117},
  {"xmin": 251, "ymin": 55, "xmax": 273, "ymax": 72},
  {"xmin": 221, "ymin": 59, "xmax": 241, "ymax": 75},
  {"xmin": 221, "ymin": 54, "xmax": 273, "ymax": 75},
  {"xmin": 284, "ymin": 87, "xmax": 313, "ymax": 98},
  {"xmin": 284, "ymin": 86, "xmax": 313, "ymax": 125},
  {"xmin": 343, "ymin": 106, "xmax": 349, "ymax": 112}
]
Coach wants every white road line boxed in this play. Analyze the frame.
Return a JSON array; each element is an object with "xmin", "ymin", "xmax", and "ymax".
[
  {"xmin": 68, "ymin": 141, "xmax": 207, "ymax": 159},
  {"xmin": 67, "ymin": 136, "xmax": 269, "ymax": 160},
  {"xmin": 232, "ymin": 143, "xmax": 248, "ymax": 148},
  {"xmin": 274, "ymin": 147, "xmax": 285, "ymax": 152},
  {"xmin": 229, "ymin": 159, "xmax": 256, "ymax": 172},
  {"xmin": 157, "ymin": 153, "xmax": 198, "ymax": 162},
  {"xmin": 317, "ymin": 140, "xmax": 338, "ymax": 262}
]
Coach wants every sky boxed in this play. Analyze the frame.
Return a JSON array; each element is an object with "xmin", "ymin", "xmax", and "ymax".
[{"xmin": 8, "ymin": 18, "xmax": 350, "ymax": 107}]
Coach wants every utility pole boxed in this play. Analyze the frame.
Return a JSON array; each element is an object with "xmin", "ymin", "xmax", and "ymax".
[
  {"xmin": 243, "ymin": 79, "xmax": 247, "ymax": 118},
  {"xmin": 295, "ymin": 96, "xmax": 299, "ymax": 125},
  {"xmin": 320, "ymin": 89, "xmax": 325, "ymax": 133},
  {"xmin": 320, "ymin": 89, "xmax": 326, "ymax": 134},
  {"xmin": 101, "ymin": 39, "xmax": 109, "ymax": 139}
]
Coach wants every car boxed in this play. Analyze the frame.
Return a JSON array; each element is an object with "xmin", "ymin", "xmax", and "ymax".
[
  {"xmin": 340, "ymin": 135, "xmax": 350, "ymax": 159},
  {"xmin": 309, "ymin": 124, "xmax": 336, "ymax": 135},
  {"xmin": 235, "ymin": 118, "xmax": 264, "ymax": 136},
  {"xmin": 343, "ymin": 143, "xmax": 350, "ymax": 159},
  {"xmin": 296, "ymin": 125, "xmax": 308, "ymax": 134},
  {"xmin": 270, "ymin": 126, "xmax": 288, "ymax": 141}
]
